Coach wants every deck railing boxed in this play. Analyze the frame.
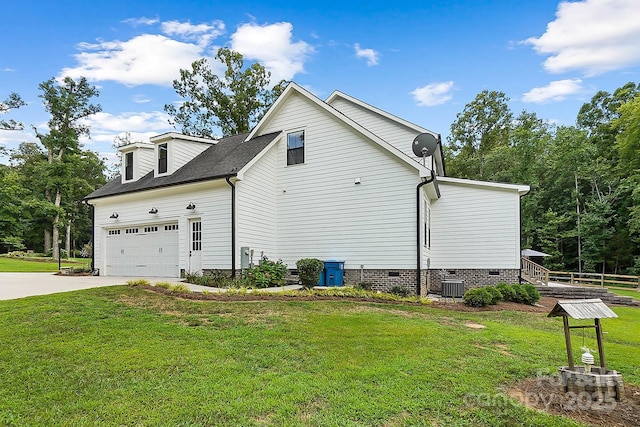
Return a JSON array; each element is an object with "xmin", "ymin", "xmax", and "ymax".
[{"xmin": 521, "ymin": 257, "xmax": 550, "ymax": 285}]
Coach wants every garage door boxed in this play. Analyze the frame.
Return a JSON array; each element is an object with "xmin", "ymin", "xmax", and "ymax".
[{"xmin": 105, "ymin": 223, "xmax": 179, "ymax": 276}]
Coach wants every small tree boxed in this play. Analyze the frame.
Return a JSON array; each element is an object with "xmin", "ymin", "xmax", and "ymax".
[
  {"xmin": 296, "ymin": 258, "xmax": 324, "ymax": 289},
  {"xmin": 165, "ymin": 47, "xmax": 287, "ymax": 137}
]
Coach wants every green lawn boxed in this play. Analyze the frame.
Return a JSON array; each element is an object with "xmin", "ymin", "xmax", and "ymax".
[
  {"xmin": 609, "ymin": 287, "xmax": 640, "ymax": 300},
  {"xmin": 0, "ymin": 287, "xmax": 638, "ymax": 426},
  {"xmin": 0, "ymin": 256, "xmax": 87, "ymax": 272}
]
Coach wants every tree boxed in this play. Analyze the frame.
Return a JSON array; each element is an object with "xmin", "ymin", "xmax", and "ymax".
[
  {"xmin": 0, "ymin": 92, "xmax": 26, "ymax": 131},
  {"xmin": 446, "ymin": 90, "xmax": 513, "ymax": 179},
  {"xmin": 614, "ymin": 93, "xmax": 640, "ymax": 237},
  {"xmin": 34, "ymin": 77, "xmax": 101, "ymax": 260},
  {"xmin": 165, "ymin": 47, "xmax": 287, "ymax": 137}
]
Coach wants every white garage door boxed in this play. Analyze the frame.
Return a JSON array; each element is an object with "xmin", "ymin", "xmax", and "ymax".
[{"xmin": 105, "ymin": 224, "xmax": 179, "ymax": 277}]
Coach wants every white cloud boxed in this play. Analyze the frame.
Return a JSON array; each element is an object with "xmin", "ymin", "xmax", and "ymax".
[
  {"xmin": 354, "ymin": 43, "xmax": 379, "ymax": 66},
  {"xmin": 230, "ymin": 22, "xmax": 313, "ymax": 82},
  {"xmin": 522, "ymin": 79, "xmax": 583, "ymax": 103},
  {"xmin": 59, "ymin": 34, "xmax": 204, "ymax": 86},
  {"xmin": 80, "ymin": 111, "xmax": 173, "ymax": 148},
  {"xmin": 411, "ymin": 81, "xmax": 455, "ymax": 107},
  {"xmin": 525, "ymin": 0, "xmax": 640, "ymax": 75},
  {"xmin": 161, "ymin": 20, "xmax": 225, "ymax": 46},
  {"xmin": 122, "ymin": 17, "xmax": 159, "ymax": 27}
]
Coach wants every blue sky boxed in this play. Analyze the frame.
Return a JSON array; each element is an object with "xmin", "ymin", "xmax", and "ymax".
[{"xmin": 2, "ymin": 0, "xmax": 640, "ymax": 165}]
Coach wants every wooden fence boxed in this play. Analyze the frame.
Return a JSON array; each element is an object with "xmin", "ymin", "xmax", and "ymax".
[{"xmin": 548, "ymin": 270, "xmax": 640, "ymax": 290}]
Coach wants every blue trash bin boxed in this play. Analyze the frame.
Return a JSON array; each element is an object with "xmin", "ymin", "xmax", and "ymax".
[{"xmin": 323, "ymin": 260, "xmax": 344, "ymax": 286}]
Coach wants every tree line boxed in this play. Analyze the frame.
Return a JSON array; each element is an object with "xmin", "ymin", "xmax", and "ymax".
[
  {"xmin": 2, "ymin": 48, "xmax": 638, "ymax": 274},
  {"xmin": 445, "ymin": 83, "xmax": 640, "ymax": 274}
]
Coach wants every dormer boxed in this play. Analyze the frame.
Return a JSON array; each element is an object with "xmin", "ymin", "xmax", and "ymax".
[
  {"xmin": 149, "ymin": 132, "xmax": 217, "ymax": 177},
  {"xmin": 117, "ymin": 142, "xmax": 154, "ymax": 184}
]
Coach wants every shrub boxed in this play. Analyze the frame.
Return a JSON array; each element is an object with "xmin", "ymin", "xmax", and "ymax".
[
  {"xmin": 296, "ymin": 258, "xmax": 324, "ymax": 289},
  {"xmin": 127, "ymin": 279, "xmax": 151, "ymax": 286},
  {"xmin": 245, "ymin": 259, "xmax": 287, "ymax": 288},
  {"xmin": 463, "ymin": 288, "xmax": 493, "ymax": 307},
  {"xmin": 521, "ymin": 283, "xmax": 541, "ymax": 305},
  {"xmin": 354, "ymin": 282, "xmax": 373, "ymax": 291},
  {"xmin": 168, "ymin": 283, "xmax": 191, "ymax": 293},
  {"xmin": 389, "ymin": 285, "xmax": 411, "ymax": 297},
  {"xmin": 510, "ymin": 284, "xmax": 529, "ymax": 304},
  {"xmin": 484, "ymin": 286, "xmax": 504, "ymax": 305},
  {"xmin": 495, "ymin": 282, "xmax": 516, "ymax": 302},
  {"xmin": 154, "ymin": 282, "xmax": 172, "ymax": 289}
]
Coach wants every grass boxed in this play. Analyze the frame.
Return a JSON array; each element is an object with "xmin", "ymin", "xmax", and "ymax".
[
  {"xmin": 0, "ymin": 287, "xmax": 638, "ymax": 426},
  {"xmin": 0, "ymin": 256, "xmax": 87, "ymax": 272},
  {"xmin": 609, "ymin": 287, "xmax": 640, "ymax": 300}
]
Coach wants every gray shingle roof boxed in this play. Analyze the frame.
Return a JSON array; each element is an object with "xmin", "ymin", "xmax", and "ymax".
[{"xmin": 85, "ymin": 131, "xmax": 281, "ymax": 201}]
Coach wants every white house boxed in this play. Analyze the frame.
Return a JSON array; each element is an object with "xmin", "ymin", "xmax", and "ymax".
[{"xmin": 84, "ymin": 82, "xmax": 529, "ymax": 295}]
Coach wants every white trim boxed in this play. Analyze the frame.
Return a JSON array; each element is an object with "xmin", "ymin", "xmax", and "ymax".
[
  {"xmin": 117, "ymin": 142, "xmax": 153, "ymax": 153},
  {"xmin": 326, "ymin": 90, "xmax": 438, "ymax": 137},
  {"xmin": 150, "ymin": 132, "xmax": 218, "ymax": 145},
  {"xmin": 246, "ymin": 82, "xmax": 431, "ymax": 177},
  {"xmin": 437, "ymin": 176, "xmax": 530, "ymax": 194},
  {"xmin": 236, "ymin": 132, "xmax": 282, "ymax": 180}
]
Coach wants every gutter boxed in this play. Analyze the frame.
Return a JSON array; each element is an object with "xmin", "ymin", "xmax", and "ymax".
[
  {"xmin": 518, "ymin": 187, "xmax": 531, "ymax": 284},
  {"xmin": 416, "ymin": 170, "xmax": 436, "ymax": 296},
  {"xmin": 225, "ymin": 176, "xmax": 237, "ymax": 278}
]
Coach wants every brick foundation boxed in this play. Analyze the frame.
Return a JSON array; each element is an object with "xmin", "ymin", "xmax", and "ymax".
[
  {"xmin": 343, "ymin": 269, "xmax": 421, "ymax": 294},
  {"xmin": 193, "ymin": 267, "xmax": 522, "ymax": 297},
  {"xmin": 427, "ymin": 269, "xmax": 521, "ymax": 293}
]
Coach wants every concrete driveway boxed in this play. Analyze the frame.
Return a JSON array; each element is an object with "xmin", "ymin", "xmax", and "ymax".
[{"xmin": 0, "ymin": 273, "xmax": 181, "ymax": 300}]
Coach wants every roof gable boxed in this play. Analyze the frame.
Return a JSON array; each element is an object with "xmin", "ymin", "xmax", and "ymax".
[
  {"xmin": 247, "ymin": 82, "xmax": 431, "ymax": 177},
  {"xmin": 326, "ymin": 90, "xmax": 445, "ymax": 176}
]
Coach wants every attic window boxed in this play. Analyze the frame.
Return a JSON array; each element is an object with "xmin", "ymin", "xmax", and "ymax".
[
  {"xmin": 158, "ymin": 143, "xmax": 168, "ymax": 174},
  {"xmin": 125, "ymin": 152, "xmax": 133, "ymax": 181},
  {"xmin": 287, "ymin": 130, "xmax": 305, "ymax": 165}
]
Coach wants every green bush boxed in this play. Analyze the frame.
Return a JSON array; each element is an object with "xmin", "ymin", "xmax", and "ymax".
[
  {"xmin": 463, "ymin": 288, "xmax": 493, "ymax": 307},
  {"xmin": 521, "ymin": 283, "xmax": 541, "ymax": 305},
  {"xmin": 245, "ymin": 259, "xmax": 288, "ymax": 288},
  {"xmin": 389, "ymin": 285, "xmax": 411, "ymax": 297},
  {"xmin": 484, "ymin": 286, "xmax": 504, "ymax": 305},
  {"xmin": 510, "ymin": 284, "xmax": 529, "ymax": 304},
  {"xmin": 127, "ymin": 279, "xmax": 151, "ymax": 286},
  {"xmin": 495, "ymin": 282, "xmax": 516, "ymax": 301},
  {"xmin": 296, "ymin": 258, "xmax": 324, "ymax": 288},
  {"xmin": 354, "ymin": 282, "xmax": 373, "ymax": 291}
]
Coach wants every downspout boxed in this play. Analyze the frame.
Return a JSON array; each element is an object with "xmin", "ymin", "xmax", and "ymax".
[
  {"xmin": 84, "ymin": 200, "xmax": 96, "ymax": 274},
  {"xmin": 225, "ymin": 176, "xmax": 236, "ymax": 278},
  {"xmin": 416, "ymin": 170, "xmax": 436, "ymax": 296},
  {"xmin": 518, "ymin": 188, "xmax": 530, "ymax": 284}
]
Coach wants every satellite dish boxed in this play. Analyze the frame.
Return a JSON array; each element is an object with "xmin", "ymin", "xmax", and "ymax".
[{"xmin": 412, "ymin": 133, "xmax": 439, "ymax": 158}]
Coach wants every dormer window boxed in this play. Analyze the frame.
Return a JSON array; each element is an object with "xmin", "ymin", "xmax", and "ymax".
[
  {"xmin": 125, "ymin": 152, "xmax": 133, "ymax": 181},
  {"xmin": 158, "ymin": 143, "xmax": 168, "ymax": 174}
]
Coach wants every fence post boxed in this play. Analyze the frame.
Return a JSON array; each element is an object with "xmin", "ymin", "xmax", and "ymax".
[
  {"xmin": 570, "ymin": 272, "xmax": 574, "ymax": 285},
  {"xmin": 601, "ymin": 273, "xmax": 605, "ymax": 288}
]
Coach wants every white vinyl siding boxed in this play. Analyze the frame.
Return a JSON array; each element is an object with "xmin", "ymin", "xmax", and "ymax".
[
  {"xmin": 171, "ymin": 140, "xmax": 211, "ymax": 173},
  {"xmin": 255, "ymin": 91, "xmax": 421, "ymax": 270},
  {"xmin": 93, "ymin": 180, "xmax": 231, "ymax": 275},
  {"xmin": 154, "ymin": 139, "xmax": 212, "ymax": 177},
  {"xmin": 236, "ymin": 146, "xmax": 278, "ymax": 263},
  {"xmin": 430, "ymin": 181, "xmax": 521, "ymax": 269},
  {"xmin": 329, "ymin": 97, "xmax": 433, "ymax": 166}
]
